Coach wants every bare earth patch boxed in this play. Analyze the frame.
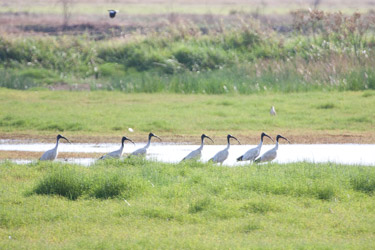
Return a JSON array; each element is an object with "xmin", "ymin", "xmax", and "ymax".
[{"xmin": 1, "ymin": 131, "xmax": 374, "ymax": 144}]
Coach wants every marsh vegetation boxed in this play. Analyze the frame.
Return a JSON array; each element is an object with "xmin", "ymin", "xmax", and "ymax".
[{"xmin": 1, "ymin": 160, "xmax": 375, "ymax": 248}]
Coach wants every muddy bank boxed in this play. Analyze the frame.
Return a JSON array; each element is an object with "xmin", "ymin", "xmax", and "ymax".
[{"xmin": 1, "ymin": 131, "xmax": 374, "ymax": 145}]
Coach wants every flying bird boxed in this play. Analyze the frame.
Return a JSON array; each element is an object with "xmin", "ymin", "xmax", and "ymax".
[
  {"xmin": 181, "ymin": 134, "xmax": 214, "ymax": 161},
  {"xmin": 255, "ymin": 135, "xmax": 290, "ymax": 163},
  {"xmin": 210, "ymin": 134, "xmax": 240, "ymax": 164},
  {"xmin": 130, "ymin": 132, "xmax": 161, "ymax": 157},
  {"xmin": 237, "ymin": 132, "xmax": 274, "ymax": 162},
  {"xmin": 99, "ymin": 136, "xmax": 134, "ymax": 159},
  {"xmin": 108, "ymin": 10, "xmax": 118, "ymax": 18},
  {"xmin": 40, "ymin": 134, "xmax": 71, "ymax": 161}
]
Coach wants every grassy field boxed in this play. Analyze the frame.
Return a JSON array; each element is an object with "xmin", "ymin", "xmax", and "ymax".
[
  {"xmin": 1, "ymin": 0, "xmax": 374, "ymax": 15},
  {"xmin": 1, "ymin": 3, "xmax": 375, "ymax": 93},
  {"xmin": 1, "ymin": 159, "xmax": 375, "ymax": 249},
  {"xmin": 1, "ymin": 2, "xmax": 375, "ymax": 248},
  {"xmin": 0, "ymin": 88, "xmax": 374, "ymax": 143}
]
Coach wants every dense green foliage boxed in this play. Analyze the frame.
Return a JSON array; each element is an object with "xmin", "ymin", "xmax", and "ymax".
[
  {"xmin": 1, "ymin": 11, "xmax": 374, "ymax": 93},
  {"xmin": 1, "ymin": 160, "xmax": 375, "ymax": 248}
]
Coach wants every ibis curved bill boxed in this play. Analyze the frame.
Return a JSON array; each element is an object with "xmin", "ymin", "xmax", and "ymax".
[
  {"xmin": 130, "ymin": 132, "xmax": 161, "ymax": 157},
  {"xmin": 99, "ymin": 136, "xmax": 134, "ymax": 159},
  {"xmin": 210, "ymin": 134, "xmax": 240, "ymax": 164},
  {"xmin": 255, "ymin": 134, "xmax": 290, "ymax": 163},
  {"xmin": 237, "ymin": 132, "xmax": 274, "ymax": 162},
  {"xmin": 39, "ymin": 134, "xmax": 71, "ymax": 161},
  {"xmin": 181, "ymin": 134, "xmax": 214, "ymax": 161}
]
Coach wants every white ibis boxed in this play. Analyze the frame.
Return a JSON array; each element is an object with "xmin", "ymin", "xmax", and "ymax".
[
  {"xmin": 270, "ymin": 106, "xmax": 276, "ymax": 116},
  {"xmin": 99, "ymin": 136, "xmax": 134, "ymax": 159},
  {"xmin": 210, "ymin": 134, "xmax": 240, "ymax": 164},
  {"xmin": 130, "ymin": 132, "xmax": 161, "ymax": 157},
  {"xmin": 39, "ymin": 134, "xmax": 71, "ymax": 161},
  {"xmin": 255, "ymin": 135, "xmax": 290, "ymax": 163},
  {"xmin": 237, "ymin": 132, "xmax": 274, "ymax": 162},
  {"xmin": 181, "ymin": 134, "xmax": 214, "ymax": 161},
  {"xmin": 108, "ymin": 10, "xmax": 118, "ymax": 18}
]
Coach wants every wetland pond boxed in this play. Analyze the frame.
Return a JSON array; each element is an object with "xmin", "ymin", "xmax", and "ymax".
[{"xmin": 1, "ymin": 141, "xmax": 374, "ymax": 166}]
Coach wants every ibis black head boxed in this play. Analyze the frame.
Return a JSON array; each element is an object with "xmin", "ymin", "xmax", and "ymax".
[
  {"xmin": 201, "ymin": 134, "xmax": 214, "ymax": 143},
  {"xmin": 57, "ymin": 134, "xmax": 71, "ymax": 143},
  {"xmin": 227, "ymin": 134, "xmax": 241, "ymax": 145},
  {"xmin": 108, "ymin": 10, "xmax": 118, "ymax": 18},
  {"xmin": 149, "ymin": 132, "xmax": 161, "ymax": 141},
  {"xmin": 121, "ymin": 136, "xmax": 135, "ymax": 145},
  {"xmin": 261, "ymin": 132, "xmax": 274, "ymax": 142},
  {"xmin": 276, "ymin": 135, "xmax": 291, "ymax": 144}
]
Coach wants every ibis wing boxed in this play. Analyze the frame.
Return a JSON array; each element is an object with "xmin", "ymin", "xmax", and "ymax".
[
  {"xmin": 211, "ymin": 149, "xmax": 228, "ymax": 163},
  {"xmin": 242, "ymin": 147, "xmax": 260, "ymax": 161},
  {"xmin": 258, "ymin": 149, "xmax": 277, "ymax": 163},
  {"xmin": 131, "ymin": 147, "xmax": 147, "ymax": 156},
  {"xmin": 40, "ymin": 149, "xmax": 57, "ymax": 161},
  {"xmin": 183, "ymin": 148, "xmax": 201, "ymax": 161}
]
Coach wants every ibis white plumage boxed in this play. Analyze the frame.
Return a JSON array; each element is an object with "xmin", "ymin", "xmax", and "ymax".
[
  {"xmin": 181, "ymin": 134, "xmax": 214, "ymax": 161},
  {"xmin": 39, "ymin": 134, "xmax": 71, "ymax": 161},
  {"xmin": 130, "ymin": 132, "xmax": 161, "ymax": 157},
  {"xmin": 237, "ymin": 132, "xmax": 274, "ymax": 162},
  {"xmin": 99, "ymin": 136, "xmax": 134, "ymax": 159},
  {"xmin": 255, "ymin": 134, "xmax": 290, "ymax": 163},
  {"xmin": 270, "ymin": 106, "xmax": 276, "ymax": 116},
  {"xmin": 210, "ymin": 134, "xmax": 240, "ymax": 164}
]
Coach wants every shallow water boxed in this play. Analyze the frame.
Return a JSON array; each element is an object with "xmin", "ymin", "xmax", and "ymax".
[{"xmin": 1, "ymin": 142, "xmax": 374, "ymax": 166}]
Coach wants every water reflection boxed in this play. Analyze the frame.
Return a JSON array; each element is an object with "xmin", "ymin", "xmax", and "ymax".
[{"xmin": 1, "ymin": 143, "xmax": 374, "ymax": 166}]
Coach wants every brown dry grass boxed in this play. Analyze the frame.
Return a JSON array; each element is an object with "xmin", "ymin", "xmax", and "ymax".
[
  {"xmin": 1, "ymin": 130, "xmax": 374, "ymax": 145},
  {"xmin": 1, "ymin": 0, "xmax": 375, "ymax": 37},
  {"xmin": 0, "ymin": 150, "xmax": 101, "ymax": 160}
]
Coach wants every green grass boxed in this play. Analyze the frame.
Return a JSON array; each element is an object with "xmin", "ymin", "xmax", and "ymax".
[
  {"xmin": 0, "ymin": 88, "xmax": 374, "ymax": 137},
  {"xmin": 1, "ymin": 12, "xmax": 375, "ymax": 93},
  {"xmin": 1, "ymin": 160, "xmax": 375, "ymax": 248}
]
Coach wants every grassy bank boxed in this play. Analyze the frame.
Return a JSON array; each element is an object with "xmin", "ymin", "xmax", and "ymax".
[
  {"xmin": 0, "ymin": 160, "xmax": 375, "ymax": 248},
  {"xmin": 0, "ymin": 89, "xmax": 374, "ymax": 140}
]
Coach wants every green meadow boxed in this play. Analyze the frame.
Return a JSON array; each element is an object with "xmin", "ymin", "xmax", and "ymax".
[
  {"xmin": 1, "ymin": 2, "xmax": 375, "ymax": 248},
  {"xmin": 1, "ymin": 159, "xmax": 375, "ymax": 249},
  {"xmin": 0, "ymin": 89, "xmax": 374, "ymax": 138}
]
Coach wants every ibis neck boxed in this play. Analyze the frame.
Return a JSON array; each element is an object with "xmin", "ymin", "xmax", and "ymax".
[
  {"xmin": 198, "ymin": 137, "xmax": 205, "ymax": 149},
  {"xmin": 55, "ymin": 138, "xmax": 60, "ymax": 149},
  {"xmin": 274, "ymin": 141, "xmax": 279, "ymax": 150},
  {"xmin": 226, "ymin": 141, "xmax": 231, "ymax": 150},
  {"xmin": 145, "ymin": 138, "xmax": 151, "ymax": 149}
]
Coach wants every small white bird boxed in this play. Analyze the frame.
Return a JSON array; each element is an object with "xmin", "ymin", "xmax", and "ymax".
[
  {"xmin": 181, "ymin": 134, "xmax": 214, "ymax": 161},
  {"xmin": 210, "ymin": 134, "xmax": 240, "ymax": 164},
  {"xmin": 255, "ymin": 135, "xmax": 290, "ymax": 163},
  {"xmin": 130, "ymin": 132, "xmax": 161, "ymax": 157},
  {"xmin": 39, "ymin": 134, "xmax": 71, "ymax": 161},
  {"xmin": 237, "ymin": 132, "xmax": 274, "ymax": 162},
  {"xmin": 128, "ymin": 128, "xmax": 134, "ymax": 133},
  {"xmin": 108, "ymin": 10, "xmax": 118, "ymax": 18},
  {"xmin": 99, "ymin": 136, "xmax": 134, "ymax": 159},
  {"xmin": 270, "ymin": 106, "xmax": 277, "ymax": 116}
]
